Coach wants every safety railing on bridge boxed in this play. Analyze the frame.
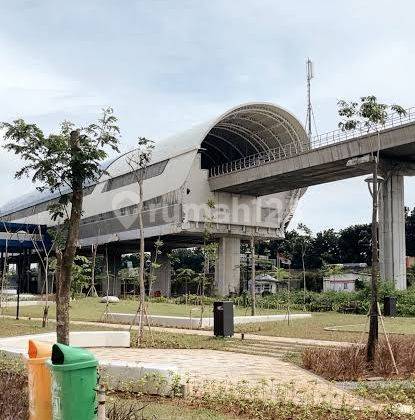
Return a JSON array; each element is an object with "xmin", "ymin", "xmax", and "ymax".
[{"xmin": 208, "ymin": 106, "xmax": 415, "ymax": 178}]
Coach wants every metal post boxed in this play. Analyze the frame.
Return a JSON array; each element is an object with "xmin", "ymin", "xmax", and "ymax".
[
  {"xmin": 97, "ymin": 384, "xmax": 106, "ymax": 420},
  {"xmin": 16, "ymin": 253, "xmax": 21, "ymax": 320},
  {"xmin": 250, "ymin": 237, "xmax": 256, "ymax": 316}
]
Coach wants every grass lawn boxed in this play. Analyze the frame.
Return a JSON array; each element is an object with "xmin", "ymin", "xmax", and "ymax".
[
  {"xmin": 136, "ymin": 329, "xmax": 239, "ymax": 351},
  {"xmin": 2, "ymin": 297, "xmax": 283, "ymax": 321},
  {"xmin": 0, "ymin": 316, "xmax": 120, "ymax": 338},
  {"xmin": 237, "ymin": 312, "xmax": 415, "ymax": 342}
]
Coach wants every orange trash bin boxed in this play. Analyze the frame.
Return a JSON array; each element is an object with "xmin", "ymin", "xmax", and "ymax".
[{"xmin": 27, "ymin": 339, "xmax": 53, "ymax": 420}]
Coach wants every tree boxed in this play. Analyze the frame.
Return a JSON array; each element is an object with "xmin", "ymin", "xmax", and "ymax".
[
  {"xmin": 297, "ymin": 223, "xmax": 312, "ymax": 305},
  {"xmin": 312, "ymin": 229, "xmax": 340, "ymax": 267},
  {"xmin": 176, "ymin": 268, "xmax": 197, "ymax": 304},
  {"xmin": 1, "ymin": 108, "xmax": 120, "ymax": 344},
  {"xmin": 338, "ymin": 224, "xmax": 371, "ymax": 264},
  {"xmin": 271, "ymin": 266, "xmax": 291, "ymax": 282},
  {"xmin": 29, "ymin": 224, "xmax": 54, "ymax": 327},
  {"xmin": 337, "ymin": 95, "xmax": 406, "ymax": 363},
  {"xmin": 126, "ymin": 137, "xmax": 154, "ymax": 346},
  {"xmin": 71, "ymin": 256, "xmax": 92, "ymax": 298}
]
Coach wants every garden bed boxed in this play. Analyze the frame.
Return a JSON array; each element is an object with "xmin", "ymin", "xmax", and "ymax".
[{"xmin": 302, "ymin": 336, "xmax": 415, "ymax": 381}]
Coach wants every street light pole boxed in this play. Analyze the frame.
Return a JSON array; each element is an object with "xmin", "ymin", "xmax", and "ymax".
[
  {"xmin": 366, "ymin": 157, "xmax": 381, "ymax": 363},
  {"xmin": 250, "ymin": 236, "xmax": 256, "ymax": 316},
  {"xmin": 347, "ymin": 152, "xmax": 383, "ymax": 363}
]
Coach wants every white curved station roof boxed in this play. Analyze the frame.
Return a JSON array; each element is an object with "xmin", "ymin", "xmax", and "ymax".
[{"xmin": 0, "ymin": 102, "xmax": 307, "ymax": 215}]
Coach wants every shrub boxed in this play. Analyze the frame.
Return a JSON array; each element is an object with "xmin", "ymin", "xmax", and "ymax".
[
  {"xmin": 151, "ymin": 283, "xmax": 415, "ymax": 317},
  {"xmin": 0, "ymin": 353, "xmax": 28, "ymax": 420},
  {"xmin": 303, "ymin": 336, "xmax": 415, "ymax": 381}
]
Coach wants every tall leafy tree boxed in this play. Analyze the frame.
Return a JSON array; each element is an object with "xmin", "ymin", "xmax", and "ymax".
[
  {"xmin": 338, "ymin": 224, "xmax": 371, "ymax": 264},
  {"xmin": 312, "ymin": 229, "xmax": 340, "ymax": 267},
  {"xmin": 1, "ymin": 108, "xmax": 120, "ymax": 344}
]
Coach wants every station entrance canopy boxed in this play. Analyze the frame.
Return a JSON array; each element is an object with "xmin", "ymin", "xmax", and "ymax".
[{"xmin": 0, "ymin": 222, "xmax": 52, "ymax": 253}]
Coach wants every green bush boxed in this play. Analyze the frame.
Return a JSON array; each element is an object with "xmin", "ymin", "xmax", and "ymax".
[
  {"xmin": 232, "ymin": 282, "xmax": 415, "ymax": 317},
  {"xmin": 153, "ymin": 282, "xmax": 415, "ymax": 317}
]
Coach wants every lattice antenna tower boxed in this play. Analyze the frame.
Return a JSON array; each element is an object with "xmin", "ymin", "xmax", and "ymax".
[{"xmin": 305, "ymin": 58, "xmax": 317, "ymax": 138}]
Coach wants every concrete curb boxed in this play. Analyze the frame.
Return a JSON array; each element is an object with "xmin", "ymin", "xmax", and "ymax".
[
  {"xmin": 107, "ymin": 312, "xmax": 312, "ymax": 329},
  {"xmin": 0, "ymin": 331, "xmax": 180, "ymax": 396}
]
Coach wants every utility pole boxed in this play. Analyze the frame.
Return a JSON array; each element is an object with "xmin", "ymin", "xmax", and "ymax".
[{"xmin": 306, "ymin": 58, "xmax": 314, "ymax": 139}]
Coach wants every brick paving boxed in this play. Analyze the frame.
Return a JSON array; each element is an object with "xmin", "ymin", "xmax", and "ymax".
[{"xmin": 91, "ymin": 347, "xmax": 374, "ymax": 408}]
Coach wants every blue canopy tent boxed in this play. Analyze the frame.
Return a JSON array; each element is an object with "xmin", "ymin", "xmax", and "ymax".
[{"xmin": 0, "ymin": 221, "xmax": 52, "ymax": 319}]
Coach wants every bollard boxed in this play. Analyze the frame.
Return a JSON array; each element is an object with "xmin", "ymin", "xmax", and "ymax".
[{"xmin": 27, "ymin": 340, "xmax": 53, "ymax": 420}]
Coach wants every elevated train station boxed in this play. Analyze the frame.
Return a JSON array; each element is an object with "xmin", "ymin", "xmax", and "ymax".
[{"xmin": 1, "ymin": 102, "xmax": 414, "ymax": 295}]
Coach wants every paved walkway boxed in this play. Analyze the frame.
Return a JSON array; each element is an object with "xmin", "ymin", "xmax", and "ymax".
[
  {"xmin": 3, "ymin": 315, "xmax": 381, "ymax": 409},
  {"xmin": 91, "ymin": 347, "xmax": 373, "ymax": 408},
  {"xmin": 4, "ymin": 314, "xmax": 350, "ymax": 348}
]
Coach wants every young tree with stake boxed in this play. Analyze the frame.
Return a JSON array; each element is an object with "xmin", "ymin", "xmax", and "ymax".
[
  {"xmin": 297, "ymin": 223, "xmax": 312, "ymax": 306},
  {"xmin": 126, "ymin": 137, "xmax": 154, "ymax": 346},
  {"xmin": 337, "ymin": 96, "xmax": 406, "ymax": 363},
  {"xmin": 1, "ymin": 108, "xmax": 120, "ymax": 344}
]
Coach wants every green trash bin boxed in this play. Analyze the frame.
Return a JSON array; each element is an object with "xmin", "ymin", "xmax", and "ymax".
[{"xmin": 48, "ymin": 343, "xmax": 98, "ymax": 420}]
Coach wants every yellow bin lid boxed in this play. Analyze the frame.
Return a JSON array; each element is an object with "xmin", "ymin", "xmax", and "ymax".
[{"xmin": 27, "ymin": 340, "xmax": 53, "ymax": 363}]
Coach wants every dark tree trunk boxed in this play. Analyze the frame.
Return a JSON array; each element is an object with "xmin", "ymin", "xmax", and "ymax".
[{"xmin": 56, "ymin": 130, "xmax": 83, "ymax": 345}]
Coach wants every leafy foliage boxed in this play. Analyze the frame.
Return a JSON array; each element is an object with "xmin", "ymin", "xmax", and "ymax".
[
  {"xmin": 337, "ymin": 96, "xmax": 406, "ymax": 132},
  {"xmin": 1, "ymin": 108, "xmax": 120, "ymax": 219},
  {"xmin": 71, "ymin": 256, "xmax": 92, "ymax": 297}
]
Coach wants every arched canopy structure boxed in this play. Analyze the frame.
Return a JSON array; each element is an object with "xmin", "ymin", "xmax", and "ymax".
[
  {"xmin": 199, "ymin": 103, "xmax": 308, "ymax": 170},
  {"xmin": 98, "ymin": 102, "xmax": 308, "ymax": 182}
]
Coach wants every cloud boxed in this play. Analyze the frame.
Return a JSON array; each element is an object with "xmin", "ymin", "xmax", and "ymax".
[{"xmin": 0, "ymin": 0, "xmax": 414, "ymax": 232}]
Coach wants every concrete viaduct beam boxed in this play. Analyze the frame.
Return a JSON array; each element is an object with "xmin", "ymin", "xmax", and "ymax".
[{"xmin": 209, "ymin": 122, "xmax": 415, "ymax": 196}]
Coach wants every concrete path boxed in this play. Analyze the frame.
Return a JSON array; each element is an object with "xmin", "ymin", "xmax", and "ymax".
[
  {"xmin": 3, "ymin": 314, "xmax": 349, "ymax": 348},
  {"xmin": 90, "ymin": 347, "xmax": 373, "ymax": 408}
]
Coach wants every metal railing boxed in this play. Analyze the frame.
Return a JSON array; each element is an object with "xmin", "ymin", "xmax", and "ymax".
[{"xmin": 209, "ymin": 106, "xmax": 415, "ymax": 178}]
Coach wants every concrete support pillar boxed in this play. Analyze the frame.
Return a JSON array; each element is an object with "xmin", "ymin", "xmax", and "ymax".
[
  {"xmin": 152, "ymin": 253, "xmax": 171, "ymax": 297},
  {"xmin": 379, "ymin": 174, "xmax": 407, "ymax": 289},
  {"xmin": 215, "ymin": 236, "xmax": 241, "ymax": 296}
]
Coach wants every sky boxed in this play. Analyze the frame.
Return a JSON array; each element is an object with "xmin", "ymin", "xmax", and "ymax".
[{"xmin": 0, "ymin": 0, "xmax": 414, "ymax": 234}]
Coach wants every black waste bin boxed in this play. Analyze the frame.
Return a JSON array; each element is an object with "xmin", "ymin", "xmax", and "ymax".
[
  {"xmin": 384, "ymin": 296, "xmax": 397, "ymax": 317},
  {"xmin": 213, "ymin": 301, "xmax": 234, "ymax": 337}
]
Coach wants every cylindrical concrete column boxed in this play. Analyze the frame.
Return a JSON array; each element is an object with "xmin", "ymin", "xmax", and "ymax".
[
  {"xmin": 379, "ymin": 174, "xmax": 406, "ymax": 289},
  {"xmin": 151, "ymin": 253, "xmax": 171, "ymax": 297},
  {"xmin": 215, "ymin": 236, "xmax": 241, "ymax": 296}
]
